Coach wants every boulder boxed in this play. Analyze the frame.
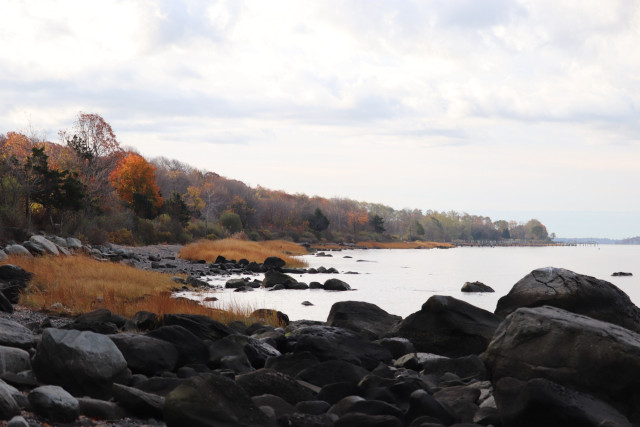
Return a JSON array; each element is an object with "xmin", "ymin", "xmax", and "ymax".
[
  {"xmin": 236, "ymin": 369, "xmax": 317, "ymax": 405},
  {"xmin": 162, "ymin": 314, "xmax": 234, "ymax": 340},
  {"xmin": 324, "ymin": 278, "xmax": 351, "ymax": 291},
  {"xmin": 264, "ymin": 351, "xmax": 320, "ymax": 378},
  {"xmin": 0, "ymin": 251, "xmax": 6, "ymax": 261},
  {"xmin": 251, "ymin": 309, "xmax": 290, "ymax": 326},
  {"xmin": 494, "ymin": 377, "xmax": 632, "ymax": 427},
  {"xmin": 32, "ymin": 328, "xmax": 129, "ymax": 399},
  {"xmin": 433, "ymin": 385, "xmax": 480, "ymax": 423},
  {"xmin": 112, "ymin": 383, "xmax": 164, "ymax": 419},
  {"xmin": 28, "ymin": 385, "xmax": 79, "ymax": 423},
  {"xmin": 327, "ymin": 301, "xmax": 401, "ymax": 340},
  {"xmin": 297, "ymin": 360, "xmax": 370, "ymax": 387},
  {"xmin": 225, "ymin": 278, "xmax": 248, "ymax": 289},
  {"xmin": 482, "ymin": 305, "xmax": 640, "ymax": 421},
  {"xmin": 0, "ymin": 380, "xmax": 20, "ymax": 420},
  {"xmin": 0, "ymin": 264, "xmax": 33, "ymax": 284},
  {"xmin": 374, "ymin": 337, "xmax": 416, "ymax": 360},
  {"xmin": 29, "ymin": 235, "xmax": 59, "ymax": 255},
  {"xmin": 262, "ymin": 270, "xmax": 298, "ymax": 288},
  {"xmin": 66, "ymin": 237, "xmax": 83, "ymax": 249},
  {"xmin": 164, "ymin": 372, "xmax": 273, "ymax": 427},
  {"xmin": 404, "ymin": 389, "xmax": 456, "ymax": 426},
  {"xmin": 146, "ymin": 325, "xmax": 209, "ymax": 366},
  {"xmin": 3, "ymin": 245, "xmax": 32, "ymax": 257},
  {"xmin": 0, "ymin": 346, "xmax": 31, "ymax": 375},
  {"xmin": 132, "ymin": 311, "xmax": 159, "ymax": 331},
  {"xmin": 0, "ymin": 318, "xmax": 35, "ymax": 350},
  {"xmin": 109, "ymin": 333, "xmax": 179, "ymax": 376},
  {"xmin": 0, "ymin": 292, "xmax": 12, "ymax": 313},
  {"xmin": 252, "ymin": 394, "xmax": 295, "ymax": 419},
  {"xmin": 77, "ymin": 397, "xmax": 129, "ymax": 421},
  {"xmin": 612, "ymin": 272, "xmax": 633, "ymax": 276},
  {"xmin": 335, "ymin": 413, "xmax": 403, "ymax": 427},
  {"xmin": 6, "ymin": 416, "xmax": 28, "ymax": 427},
  {"xmin": 133, "ymin": 377, "xmax": 185, "ymax": 396},
  {"xmin": 388, "ymin": 295, "xmax": 501, "ymax": 357},
  {"xmin": 495, "ymin": 267, "xmax": 640, "ymax": 332},
  {"xmin": 290, "ymin": 325, "xmax": 392, "ymax": 370},
  {"xmin": 208, "ymin": 336, "xmax": 254, "ymax": 374},
  {"xmin": 263, "ymin": 257, "xmax": 286, "ymax": 270},
  {"xmin": 461, "ymin": 281, "xmax": 495, "ymax": 293}
]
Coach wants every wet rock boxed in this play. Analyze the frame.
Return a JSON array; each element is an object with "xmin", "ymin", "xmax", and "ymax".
[
  {"xmin": 389, "ymin": 296, "xmax": 501, "ymax": 357},
  {"xmin": 262, "ymin": 270, "xmax": 298, "ymax": 288},
  {"xmin": 324, "ymin": 278, "xmax": 351, "ymax": 291},
  {"xmin": 461, "ymin": 281, "xmax": 495, "ymax": 293},
  {"xmin": 327, "ymin": 301, "xmax": 401, "ymax": 340},
  {"xmin": 495, "ymin": 267, "xmax": 640, "ymax": 332}
]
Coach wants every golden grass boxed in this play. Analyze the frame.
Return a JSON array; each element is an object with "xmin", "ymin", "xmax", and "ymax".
[
  {"xmin": 179, "ymin": 238, "xmax": 308, "ymax": 268},
  {"xmin": 0, "ymin": 255, "xmax": 285, "ymax": 327},
  {"xmin": 311, "ymin": 241, "xmax": 455, "ymax": 250}
]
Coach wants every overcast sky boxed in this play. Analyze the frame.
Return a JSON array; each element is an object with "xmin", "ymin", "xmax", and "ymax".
[{"xmin": 1, "ymin": 0, "xmax": 639, "ymax": 238}]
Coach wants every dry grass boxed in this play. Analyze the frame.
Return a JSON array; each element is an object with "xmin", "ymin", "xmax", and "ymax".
[
  {"xmin": 311, "ymin": 241, "xmax": 455, "ymax": 250},
  {"xmin": 1, "ymin": 255, "xmax": 284, "ymax": 326},
  {"xmin": 179, "ymin": 238, "xmax": 308, "ymax": 268}
]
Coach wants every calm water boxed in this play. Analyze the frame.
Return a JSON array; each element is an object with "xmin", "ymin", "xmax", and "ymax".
[{"xmin": 176, "ymin": 245, "xmax": 640, "ymax": 321}]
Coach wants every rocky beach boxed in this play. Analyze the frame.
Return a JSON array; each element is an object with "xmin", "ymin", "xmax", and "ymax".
[{"xmin": 0, "ymin": 237, "xmax": 639, "ymax": 426}]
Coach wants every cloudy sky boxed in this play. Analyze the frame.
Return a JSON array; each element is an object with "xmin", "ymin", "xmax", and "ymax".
[{"xmin": 1, "ymin": 0, "xmax": 639, "ymax": 238}]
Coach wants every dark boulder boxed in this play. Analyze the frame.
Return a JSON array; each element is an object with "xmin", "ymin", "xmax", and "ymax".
[
  {"xmin": 461, "ymin": 281, "xmax": 495, "ymax": 293},
  {"xmin": 432, "ymin": 385, "xmax": 480, "ymax": 423},
  {"xmin": 264, "ymin": 351, "xmax": 320, "ymax": 378},
  {"xmin": 251, "ymin": 309, "xmax": 290, "ymax": 326},
  {"xmin": 163, "ymin": 372, "xmax": 273, "ymax": 427},
  {"xmin": 146, "ymin": 325, "xmax": 209, "ymax": 366},
  {"xmin": 335, "ymin": 413, "xmax": 403, "ymax": 427},
  {"xmin": 132, "ymin": 311, "xmax": 159, "ymax": 331},
  {"xmin": 0, "ymin": 318, "xmax": 36, "ymax": 350},
  {"xmin": 32, "ymin": 328, "xmax": 129, "ymax": 399},
  {"xmin": 225, "ymin": 278, "xmax": 248, "ymax": 289},
  {"xmin": 0, "ymin": 292, "xmax": 12, "ymax": 313},
  {"xmin": 207, "ymin": 336, "xmax": 254, "ymax": 374},
  {"xmin": 388, "ymin": 296, "xmax": 501, "ymax": 357},
  {"xmin": 251, "ymin": 394, "xmax": 295, "ymax": 419},
  {"xmin": 162, "ymin": 314, "xmax": 234, "ymax": 340},
  {"xmin": 28, "ymin": 385, "xmax": 79, "ymax": 423},
  {"xmin": 263, "ymin": 257, "xmax": 286, "ymax": 270},
  {"xmin": 495, "ymin": 267, "xmax": 640, "ymax": 332},
  {"xmin": 404, "ymin": 389, "xmax": 457, "ymax": 426},
  {"xmin": 612, "ymin": 272, "xmax": 633, "ymax": 276},
  {"xmin": 297, "ymin": 360, "xmax": 370, "ymax": 387},
  {"xmin": 112, "ymin": 383, "xmax": 164, "ymax": 419},
  {"xmin": 327, "ymin": 301, "xmax": 401, "ymax": 340},
  {"xmin": 262, "ymin": 270, "xmax": 298, "ymax": 288},
  {"xmin": 482, "ymin": 305, "xmax": 640, "ymax": 421},
  {"xmin": 324, "ymin": 278, "xmax": 351, "ymax": 291},
  {"xmin": 494, "ymin": 377, "xmax": 632, "ymax": 427},
  {"xmin": 236, "ymin": 369, "xmax": 317, "ymax": 405},
  {"xmin": 374, "ymin": 337, "xmax": 416, "ymax": 359},
  {"xmin": 109, "ymin": 333, "xmax": 178, "ymax": 376}
]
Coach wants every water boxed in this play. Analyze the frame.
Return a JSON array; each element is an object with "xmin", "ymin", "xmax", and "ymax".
[{"xmin": 175, "ymin": 245, "xmax": 640, "ymax": 321}]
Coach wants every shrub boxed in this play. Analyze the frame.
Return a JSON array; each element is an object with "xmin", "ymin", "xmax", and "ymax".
[
  {"xmin": 108, "ymin": 228, "xmax": 135, "ymax": 245},
  {"xmin": 219, "ymin": 211, "xmax": 243, "ymax": 234}
]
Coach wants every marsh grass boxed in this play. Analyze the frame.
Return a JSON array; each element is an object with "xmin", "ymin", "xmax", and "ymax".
[
  {"xmin": 1, "ymin": 255, "xmax": 285, "ymax": 326},
  {"xmin": 179, "ymin": 238, "xmax": 308, "ymax": 268}
]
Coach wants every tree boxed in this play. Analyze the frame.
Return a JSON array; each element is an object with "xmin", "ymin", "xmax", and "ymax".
[
  {"xmin": 369, "ymin": 214, "xmax": 385, "ymax": 233},
  {"xmin": 308, "ymin": 208, "xmax": 330, "ymax": 233},
  {"xmin": 164, "ymin": 192, "xmax": 191, "ymax": 226},
  {"xmin": 219, "ymin": 211, "xmax": 243, "ymax": 234},
  {"xmin": 347, "ymin": 209, "xmax": 369, "ymax": 238},
  {"xmin": 109, "ymin": 153, "xmax": 163, "ymax": 217}
]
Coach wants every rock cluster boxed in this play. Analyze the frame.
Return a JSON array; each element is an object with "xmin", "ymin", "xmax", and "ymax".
[{"xmin": 0, "ymin": 259, "xmax": 638, "ymax": 425}]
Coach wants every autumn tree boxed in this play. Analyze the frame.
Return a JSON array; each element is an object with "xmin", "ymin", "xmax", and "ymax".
[
  {"xmin": 109, "ymin": 153, "xmax": 163, "ymax": 218},
  {"xmin": 347, "ymin": 209, "xmax": 369, "ymax": 238},
  {"xmin": 369, "ymin": 214, "xmax": 385, "ymax": 233},
  {"xmin": 308, "ymin": 208, "xmax": 330, "ymax": 233}
]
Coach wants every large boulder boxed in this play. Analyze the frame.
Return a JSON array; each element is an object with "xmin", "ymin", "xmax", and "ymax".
[
  {"xmin": 32, "ymin": 328, "xmax": 129, "ymax": 399},
  {"xmin": 482, "ymin": 305, "xmax": 640, "ymax": 421},
  {"xmin": 0, "ymin": 251, "xmax": 6, "ymax": 262},
  {"xmin": 0, "ymin": 318, "xmax": 35, "ymax": 350},
  {"xmin": 461, "ymin": 281, "xmax": 495, "ymax": 293},
  {"xmin": 146, "ymin": 325, "xmax": 209, "ymax": 366},
  {"xmin": 29, "ymin": 235, "xmax": 59, "ymax": 256},
  {"xmin": 262, "ymin": 270, "xmax": 298, "ymax": 288},
  {"xmin": 324, "ymin": 278, "xmax": 351, "ymax": 291},
  {"xmin": 28, "ymin": 385, "xmax": 79, "ymax": 423},
  {"xmin": 263, "ymin": 257, "xmax": 286, "ymax": 270},
  {"xmin": 109, "ymin": 333, "xmax": 179, "ymax": 376},
  {"xmin": 0, "ymin": 264, "xmax": 32, "ymax": 304},
  {"xmin": 495, "ymin": 267, "xmax": 640, "ymax": 332},
  {"xmin": 0, "ymin": 346, "xmax": 31, "ymax": 375},
  {"xmin": 164, "ymin": 373, "xmax": 274, "ymax": 427},
  {"xmin": 388, "ymin": 295, "xmax": 501, "ymax": 357},
  {"xmin": 162, "ymin": 314, "xmax": 234, "ymax": 341},
  {"xmin": 236, "ymin": 369, "xmax": 317, "ymax": 405},
  {"xmin": 494, "ymin": 377, "xmax": 632, "ymax": 427},
  {"xmin": 3, "ymin": 245, "xmax": 32, "ymax": 257},
  {"xmin": 327, "ymin": 301, "xmax": 401, "ymax": 340}
]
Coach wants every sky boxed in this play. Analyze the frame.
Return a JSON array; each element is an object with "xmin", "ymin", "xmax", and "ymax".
[{"xmin": 1, "ymin": 0, "xmax": 639, "ymax": 239}]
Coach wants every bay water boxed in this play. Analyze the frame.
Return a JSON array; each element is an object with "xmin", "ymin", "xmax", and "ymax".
[{"xmin": 176, "ymin": 245, "xmax": 640, "ymax": 321}]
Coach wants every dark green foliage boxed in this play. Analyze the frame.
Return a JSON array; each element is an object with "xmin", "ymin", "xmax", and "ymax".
[
  {"xmin": 219, "ymin": 211, "xmax": 243, "ymax": 233},
  {"xmin": 66, "ymin": 135, "xmax": 94, "ymax": 162},
  {"xmin": 132, "ymin": 193, "xmax": 156, "ymax": 220},
  {"xmin": 164, "ymin": 192, "xmax": 191, "ymax": 226},
  {"xmin": 369, "ymin": 214, "xmax": 385, "ymax": 233},
  {"xmin": 308, "ymin": 208, "xmax": 330, "ymax": 232}
]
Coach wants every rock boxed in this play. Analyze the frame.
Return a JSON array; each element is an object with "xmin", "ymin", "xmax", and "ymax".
[
  {"xmin": 388, "ymin": 295, "xmax": 501, "ymax": 357},
  {"xmin": 32, "ymin": 328, "xmax": 129, "ymax": 399},
  {"xmin": 66, "ymin": 237, "xmax": 83, "ymax": 249},
  {"xmin": 0, "ymin": 380, "xmax": 20, "ymax": 420},
  {"xmin": 612, "ymin": 272, "xmax": 633, "ymax": 276},
  {"xmin": 327, "ymin": 301, "xmax": 401, "ymax": 340},
  {"xmin": 375, "ymin": 337, "xmax": 416, "ymax": 360},
  {"xmin": 421, "ymin": 355, "xmax": 487, "ymax": 383},
  {"xmin": 164, "ymin": 372, "xmax": 273, "ymax": 427},
  {"xmin": 494, "ymin": 377, "xmax": 632, "ymax": 427},
  {"xmin": 0, "ymin": 318, "xmax": 35, "ymax": 350},
  {"xmin": 301, "ymin": 301, "xmax": 314, "ymax": 306},
  {"xmin": 162, "ymin": 314, "xmax": 234, "ymax": 340},
  {"xmin": 252, "ymin": 394, "xmax": 296, "ymax": 418},
  {"xmin": 3, "ymin": 245, "xmax": 32, "ymax": 257},
  {"xmin": 77, "ymin": 397, "xmax": 129, "ymax": 420},
  {"xmin": 109, "ymin": 333, "xmax": 179, "ymax": 376},
  {"xmin": 0, "ymin": 264, "xmax": 33, "ymax": 284},
  {"xmin": 28, "ymin": 385, "xmax": 79, "ymax": 423},
  {"xmin": 29, "ymin": 235, "xmax": 59, "ymax": 255},
  {"xmin": 208, "ymin": 336, "xmax": 254, "ymax": 374},
  {"xmin": 0, "ymin": 346, "xmax": 31, "ymax": 375},
  {"xmin": 309, "ymin": 281, "xmax": 323, "ymax": 289},
  {"xmin": 495, "ymin": 267, "xmax": 640, "ymax": 332},
  {"xmin": 290, "ymin": 325, "xmax": 392, "ymax": 370},
  {"xmin": 146, "ymin": 325, "xmax": 209, "ymax": 366},
  {"xmin": 236, "ymin": 369, "xmax": 317, "ymax": 405},
  {"xmin": 225, "ymin": 278, "xmax": 248, "ymax": 289},
  {"xmin": 461, "ymin": 281, "xmax": 495, "ymax": 293},
  {"xmin": 404, "ymin": 389, "xmax": 456, "ymax": 426},
  {"xmin": 338, "ymin": 399, "xmax": 404, "ymax": 418},
  {"xmin": 0, "ymin": 251, "xmax": 6, "ymax": 261},
  {"xmin": 0, "ymin": 292, "xmax": 12, "ymax": 313},
  {"xmin": 482, "ymin": 305, "xmax": 640, "ymax": 421},
  {"xmin": 132, "ymin": 311, "xmax": 159, "ymax": 330},
  {"xmin": 251, "ymin": 309, "xmax": 290, "ymax": 326},
  {"xmin": 297, "ymin": 360, "xmax": 370, "ymax": 387},
  {"xmin": 433, "ymin": 385, "xmax": 480, "ymax": 423},
  {"xmin": 262, "ymin": 270, "xmax": 298, "ymax": 288},
  {"xmin": 324, "ymin": 278, "xmax": 351, "ymax": 291},
  {"xmin": 263, "ymin": 256, "xmax": 286, "ymax": 270},
  {"xmin": 6, "ymin": 416, "xmax": 28, "ymax": 427},
  {"xmin": 296, "ymin": 400, "xmax": 330, "ymax": 415},
  {"xmin": 112, "ymin": 383, "xmax": 164, "ymax": 419},
  {"xmin": 335, "ymin": 413, "xmax": 403, "ymax": 427},
  {"xmin": 133, "ymin": 377, "xmax": 185, "ymax": 396},
  {"xmin": 264, "ymin": 351, "xmax": 321, "ymax": 378}
]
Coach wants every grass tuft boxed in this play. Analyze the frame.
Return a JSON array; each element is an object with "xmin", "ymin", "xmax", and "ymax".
[{"xmin": 179, "ymin": 238, "xmax": 308, "ymax": 268}]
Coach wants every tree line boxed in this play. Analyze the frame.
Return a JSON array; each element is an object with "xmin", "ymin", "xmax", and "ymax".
[{"xmin": 0, "ymin": 113, "xmax": 550, "ymax": 245}]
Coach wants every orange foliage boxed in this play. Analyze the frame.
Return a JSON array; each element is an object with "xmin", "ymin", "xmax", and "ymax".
[
  {"xmin": 109, "ymin": 152, "xmax": 163, "ymax": 209},
  {"xmin": 2, "ymin": 132, "xmax": 32, "ymax": 161}
]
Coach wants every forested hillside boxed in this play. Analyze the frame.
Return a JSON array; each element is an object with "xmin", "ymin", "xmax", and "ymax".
[{"xmin": 1, "ymin": 113, "xmax": 550, "ymax": 245}]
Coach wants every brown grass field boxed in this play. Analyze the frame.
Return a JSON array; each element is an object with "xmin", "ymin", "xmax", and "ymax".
[
  {"xmin": 311, "ymin": 241, "xmax": 455, "ymax": 250},
  {"xmin": 1, "ymin": 255, "xmax": 284, "ymax": 326},
  {"xmin": 179, "ymin": 238, "xmax": 309, "ymax": 268}
]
